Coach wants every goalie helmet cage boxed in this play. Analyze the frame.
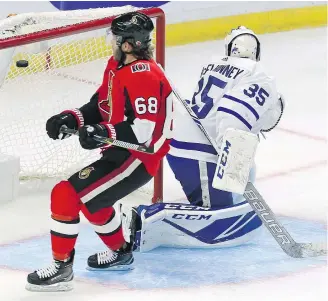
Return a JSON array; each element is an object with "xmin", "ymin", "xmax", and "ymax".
[{"xmin": 0, "ymin": 6, "xmax": 165, "ymax": 203}]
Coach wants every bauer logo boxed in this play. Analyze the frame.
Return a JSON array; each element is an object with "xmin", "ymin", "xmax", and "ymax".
[
  {"xmin": 131, "ymin": 63, "xmax": 150, "ymax": 73},
  {"xmin": 217, "ymin": 140, "xmax": 231, "ymax": 179},
  {"xmin": 78, "ymin": 167, "xmax": 95, "ymax": 180},
  {"xmin": 244, "ymin": 188, "xmax": 292, "ymax": 245}
]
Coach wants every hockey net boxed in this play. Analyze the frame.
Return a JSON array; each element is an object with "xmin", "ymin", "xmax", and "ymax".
[{"xmin": 0, "ymin": 6, "xmax": 165, "ymax": 202}]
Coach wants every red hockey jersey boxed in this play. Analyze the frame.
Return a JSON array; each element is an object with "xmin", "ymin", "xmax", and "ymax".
[{"xmin": 77, "ymin": 57, "xmax": 173, "ymax": 176}]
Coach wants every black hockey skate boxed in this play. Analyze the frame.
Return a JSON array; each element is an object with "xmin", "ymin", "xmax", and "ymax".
[
  {"xmin": 121, "ymin": 206, "xmax": 140, "ymax": 251},
  {"xmin": 87, "ymin": 248, "xmax": 134, "ymax": 271},
  {"xmin": 26, "ymin": 249, "xmax": 75, "ymax": 292}
]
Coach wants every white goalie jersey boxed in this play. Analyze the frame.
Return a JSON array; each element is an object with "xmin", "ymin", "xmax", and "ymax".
[{"xmin": 169, "ymin": 56, "xmax": 284, "ymax": 163}]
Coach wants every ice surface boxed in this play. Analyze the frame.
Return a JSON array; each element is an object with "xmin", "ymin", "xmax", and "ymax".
[{"xmin": 0, "ymin": 27, "xmax": 327, "ymax": 301}]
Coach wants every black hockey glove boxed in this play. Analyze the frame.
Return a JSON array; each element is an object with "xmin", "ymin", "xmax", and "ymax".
[
  {"xmin": 46, "ymin": 112, "xmax": 79, "ymax": 140},
  {"xmin": 78, "ymin": 124, "xmax": 109, "ymax": 150}
]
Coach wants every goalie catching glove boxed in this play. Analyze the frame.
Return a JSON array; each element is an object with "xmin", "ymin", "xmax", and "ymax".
[{"xmin": 78, "ymin": 124, "xmax": 115, "ymax": 150}]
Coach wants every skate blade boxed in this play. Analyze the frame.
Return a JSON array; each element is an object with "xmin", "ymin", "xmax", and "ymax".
[
  {"xmin": 86, "ymin": 265, "xmax": 134, "ymax": 271},
  {"xmin": 25, "ymin": 281, "xmax": 73, "ymax": 292}
]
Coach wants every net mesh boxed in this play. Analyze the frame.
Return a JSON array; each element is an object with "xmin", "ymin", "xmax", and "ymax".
[{"xmin": 0, "ymin": 7, "xmax": 162, "ymax": 198}]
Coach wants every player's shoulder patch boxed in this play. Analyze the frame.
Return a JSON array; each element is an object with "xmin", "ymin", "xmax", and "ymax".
[{"xmin": 131, "ymin": 62, "xmax": 151, "ymax": 73}]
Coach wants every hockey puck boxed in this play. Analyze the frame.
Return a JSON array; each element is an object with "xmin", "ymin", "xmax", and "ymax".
[{"xmin": 16, "ymin": 60, "xmax": 29, "ymax": 68}]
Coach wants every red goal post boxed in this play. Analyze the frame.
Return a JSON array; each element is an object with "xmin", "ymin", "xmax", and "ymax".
[{"xmin": 0, "ymin": 7, "xmax": 165, "ymax": 203}]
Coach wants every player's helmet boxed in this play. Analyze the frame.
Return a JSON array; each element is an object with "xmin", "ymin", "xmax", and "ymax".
[
  {"xmin": 111, "ymin": 11, "xmax": 154, "ymax": 50},
  {"xmin": 225, "ymin": 26, "xmax": 261, "ymax": 61}
]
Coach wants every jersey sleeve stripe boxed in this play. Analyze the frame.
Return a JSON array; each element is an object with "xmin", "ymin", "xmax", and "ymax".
[
  {"xmin": 217, "ymin": 107, "xmax": 252, "ymax": 130},
  {"xmin": 170, "ymin": 139, "xmax": 217, "ymax": 155},
  {"xmin": 223, "ymin": 94, "xmax": 259, "ymax": 120}
]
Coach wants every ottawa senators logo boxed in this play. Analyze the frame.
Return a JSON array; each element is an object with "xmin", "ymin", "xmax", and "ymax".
[
  {"xmin": 98, "ymin": 99, "xmax": 111, "ymax": 116},
  {"xmin": 78, "ymin": 167, "xmax": 95, "ymax": 180},
  {"xmin": 131, "ymin": 16, "xmax": 138, "ymax": 24},
  {"xmin": 131, "ymin": 63, "xmax": 150, "ymax": 73},
  {"xmin": 98, "ymin": 70, "xmax": 114, "ymax": 121}
]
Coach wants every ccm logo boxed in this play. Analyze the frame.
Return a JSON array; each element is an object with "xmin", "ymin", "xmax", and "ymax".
[
  {"xmin": 131, "ymin": 63, "xmax": 150, "ymax": 73},
  {"xmin": 172, "ymin": 214, "xmax": 211, "ymax": 220},
  {"xmin": 217, "ymin": 140, "xmax": 231, "ymax": 179}
]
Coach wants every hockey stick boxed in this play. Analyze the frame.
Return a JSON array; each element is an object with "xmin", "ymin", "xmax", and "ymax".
[
  {"xmin": 59, "ymin": 126, "xmax": 154, "ymax": 154},
  {"xmin": 167, "ymin": 78, "xmax": 326, "ymax": 258}
]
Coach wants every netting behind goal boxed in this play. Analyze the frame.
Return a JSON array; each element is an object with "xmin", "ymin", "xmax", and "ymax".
[{"xmin": 0, "ymin": 6, "xmax": 165, "ymax": 202}]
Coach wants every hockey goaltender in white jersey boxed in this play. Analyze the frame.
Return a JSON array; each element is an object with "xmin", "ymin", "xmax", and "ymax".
[{"xmin": 123, "ymin": 26, "xmax": 285, "ymax": 252}]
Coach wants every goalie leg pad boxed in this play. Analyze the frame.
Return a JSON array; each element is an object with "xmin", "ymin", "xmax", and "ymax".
[
  {"xmin": 134, "ymin": 202, "xmax": 262, "ymax": 252},
  {"xmin": 167, "ymin": 154, "xmax": 233, "ymax": 208}
]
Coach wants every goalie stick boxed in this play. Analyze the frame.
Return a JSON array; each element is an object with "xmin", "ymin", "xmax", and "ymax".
[
  {"xmin": 59, "ymin": 126, "xmax": 154, "ymax": 154},
  {"xmin": 166, "ymin": 75, "xmax": 326, "ymax": 258}
]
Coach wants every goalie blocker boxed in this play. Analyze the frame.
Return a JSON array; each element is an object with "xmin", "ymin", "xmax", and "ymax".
[{"xmin": 212, "ymin": 128, "xmax": 259, "ymax": 194}]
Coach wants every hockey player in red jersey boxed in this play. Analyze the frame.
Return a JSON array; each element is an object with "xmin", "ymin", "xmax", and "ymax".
[{"xmin": 26, "ymin": 11, "xmax": 173, "ymax": 292}]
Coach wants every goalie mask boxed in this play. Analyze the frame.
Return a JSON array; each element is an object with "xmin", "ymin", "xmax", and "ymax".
[
  {"xmin": 110, "ymin": 11, "xmax": 154, "ymax": 50},
  {"xmin": 225, "ymin": 26, "xmax": 261, "ymax": 61}
]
